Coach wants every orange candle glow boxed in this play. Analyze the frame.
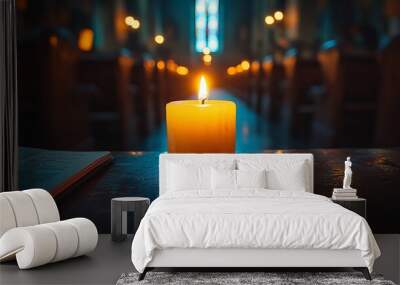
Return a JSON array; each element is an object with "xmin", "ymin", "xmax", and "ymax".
[
  {"xmin": 78, "ymin": 29, "xmax": 94, "ymax": 52},
  {"xmin": 166, "ymin": 76, "xmax": 236, "ymax": 153}
]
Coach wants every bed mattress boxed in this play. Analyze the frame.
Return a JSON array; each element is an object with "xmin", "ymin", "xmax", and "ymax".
[{"xmin": 131, "ymin": 190, "xmax": 380, "ymax": 273}]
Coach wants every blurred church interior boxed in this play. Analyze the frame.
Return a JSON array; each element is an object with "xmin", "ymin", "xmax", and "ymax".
[{"xmin": 16, "ymin": 0, "xmax": 400, "ymax": 152}]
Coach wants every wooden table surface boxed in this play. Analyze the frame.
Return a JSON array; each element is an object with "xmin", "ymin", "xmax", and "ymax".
[{"xmin": 57, "ymin": 149, "xmax": 400, "ymax": 234}]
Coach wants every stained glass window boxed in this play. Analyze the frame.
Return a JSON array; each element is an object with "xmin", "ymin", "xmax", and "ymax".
[{"xmin": 195, "ymin": 0, "xmax": 219, "ymax": 52}]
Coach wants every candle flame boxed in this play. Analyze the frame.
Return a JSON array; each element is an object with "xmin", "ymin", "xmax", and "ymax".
[{"xmin": 198, "ymin": 76, "xmax": 208, "ymax": 102}]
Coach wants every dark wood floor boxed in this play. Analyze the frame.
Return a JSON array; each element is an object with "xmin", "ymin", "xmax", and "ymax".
[{"xmin": 54, "ymin": 148, "xmax": 400, "ymax": 234}]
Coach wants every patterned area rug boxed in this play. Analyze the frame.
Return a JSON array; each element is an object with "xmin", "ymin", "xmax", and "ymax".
[{"xmin": 116, "ymin": 272, "xmax": 396, "ymax": 285}]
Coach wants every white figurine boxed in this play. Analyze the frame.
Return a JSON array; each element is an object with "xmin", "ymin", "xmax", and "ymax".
[{"xmin": 343, "ymin": 157, "xmax": 353, "ymax": 189}]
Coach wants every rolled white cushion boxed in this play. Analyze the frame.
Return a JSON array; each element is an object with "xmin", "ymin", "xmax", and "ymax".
[
  {"xmin": 0, "ymin": 218, "xmax": 98, "ymax": 269},
  {"xmin": 42, "ymin": 221, "xmax": 79, "ymax": 262},
  {"xmin": 0, "ymin": 226, "xmax": 57, "ymax": 269},
  {"xmin": 64, "ymin": 218, "xmax": 98, "ymax": 257},
  {"xmin": 0, "ymin": 196, "xmax": 17, "ymax": 237},
  {"xmin": 0, "ymin": 191, "xmax": 39, "ymax": 227},
  {"xmin": 24, "ymin": 189, "xmax": 60, "ymax": 224}
]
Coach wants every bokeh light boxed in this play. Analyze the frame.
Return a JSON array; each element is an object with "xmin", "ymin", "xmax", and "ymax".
[
  {"xmin": 154, "ymin": 34, "xmax": 165, "ymax": 45},
  {"xmin": 265, "ymin": 15, "xmax": 275, "ymax": 25},
  {"xmin": 125, "ymin": 16, "xmax": 134, "ymax": 26},
  {"xmin": 177, "ymin": 66, "xmax": 189, "ymax": 76},
  {"xmin": 203, "ymin": 54, "xmax": 212, "ymax": 65},
  {"xmin": 226, "ymin": 67, "xmax": 236, "ymax": 75},
  {"xmin": 241, "ymin": 60, "xmax": 250, "ymax": 71},
  {"xmin": 156, "ymin": 60, "xmax": 165, "ymax": 70},
  {"xmin": 274, "ymin": 11, "xmax": 284, "ymax": 21},
  {"xmin": 131, "ymin": 19, "xmax": 140, "ymax": 29}
]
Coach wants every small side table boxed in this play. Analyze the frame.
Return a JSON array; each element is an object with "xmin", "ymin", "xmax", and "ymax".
[
  {"xmin": 331, "ymin": 197, "xmax": 367, "ymax": 219},
  {"xmin": 111, "ymin": 197, "xmax": 150, "ymax": 242}
]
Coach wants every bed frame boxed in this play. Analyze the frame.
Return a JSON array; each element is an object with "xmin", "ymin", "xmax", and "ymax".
[
  {"xmin": 141, "ymin": 248, "xmax": 370, "ymax": 280},
  {"xmin": 139, "ymin": 154, "xmax": 372, "ymax": 280}
]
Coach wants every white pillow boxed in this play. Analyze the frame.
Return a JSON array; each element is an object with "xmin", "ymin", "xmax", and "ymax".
[
  {"xmin": 237, "ymin": 159, "xmax": 307, "ymax": 191},
  {"xmin": 211, "ymin": 169, "xmax": 268, "ymax": 190},
  {"xmin": 166, "ymin": 159, "xmax": 236, "ymax": 192},
  {"xmin": 167, "ymin": 162, "xmax": 211, "ymax": 191},
  {"xmin": 236, "ymin": 169, "xmax": 267, "ymax": 189},
  {"xmin": 211, "ymin": 168, "xmax": 236, "ymax": 190}
]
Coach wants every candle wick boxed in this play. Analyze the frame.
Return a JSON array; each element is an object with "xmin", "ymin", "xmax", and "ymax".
[{"xmin": 201, "ymin": 98, "xmax": 206, "ymax": 104}]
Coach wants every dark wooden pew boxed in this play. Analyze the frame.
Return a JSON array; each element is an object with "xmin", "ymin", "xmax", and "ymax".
[
  {"xmin": 249, "ymin": 60, "xmax": 264, "ymax": 113},
  {"xmin": 375, "ymin": 36, "xmax": 400, "ymax": 147},
  {"xmin": 18, "ymin": 30, "xmax": 91, "ymax": 150},
  {"xmin": 164, "ymin": 60, "xmax": 191, "ymax": 103},
  {"xmin": 153, "ymin": 60, "xmax": 168, "ymax": 123},
  {"xmin": 165, "ymin": 60, "xmax": 181, "ymax": 102},
  {"xmin": 144, "ymin": 59, "xmax": 163, "ymax": 126},
  {"xmin": 283, "ymin": 52, "xmax": 323, "ymax": 137},
  {"xmin": 314, "ymin": 46, "xmax": 380, "ymax": 147},
  {"xmin": 130, "ymin": 58, "xmax": 154, "ymax": 136},
  {"xmin": 263, "ymin": 57, "xmax": 285, "ymax": 121},
  {"xmin": 232, "ymin": 65, "xmax": 251, "ymax": 104},
  {"xmin": 78, "ymin": 53, "xmax": 134, "ymax": 150}
]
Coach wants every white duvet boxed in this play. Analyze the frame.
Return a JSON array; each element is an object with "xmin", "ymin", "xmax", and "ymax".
[{"xmin": 131, "ymin": 190, "xmax": 380, "ymax": 273}]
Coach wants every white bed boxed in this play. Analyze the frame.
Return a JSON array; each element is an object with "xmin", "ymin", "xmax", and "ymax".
[{"xmin": 131, "ymin": 153, "xmax": 380, "ymax": 280}]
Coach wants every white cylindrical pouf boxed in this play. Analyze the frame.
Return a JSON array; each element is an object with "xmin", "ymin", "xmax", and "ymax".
[
  {"xmin": 0, "ymin": 196, "xmax": 17, "ymax": 237},
  {"xmin": 0, "ymin": 218, "xmax": 98, "ymax": 269},
  {"xmin": 0, "ymin": 226, "xmax": 57, "ymax": 269},
  {"xmin": 1, "ymin": 192, "xmax": 39, "ymax": 227},
  {"xmin": 24, "ymin": 189, "xmax": 60, "ymax": 224},
  {"xmin": 65, "ymin": 218, "xmax": 98, "ymax": 257},
  {"xmin": 42, "ymin": 221, "xmax": 79, "ymax": 262}
]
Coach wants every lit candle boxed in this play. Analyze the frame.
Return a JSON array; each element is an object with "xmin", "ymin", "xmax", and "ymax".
[{"xmin": 166, "ymin": 76, "xmax": 236, "ymax": 153}]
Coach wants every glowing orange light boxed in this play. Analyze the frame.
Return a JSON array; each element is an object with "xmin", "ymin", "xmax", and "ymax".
[
  {"xmin": 78, "ymin": 29, "xmax": 94, "ymax": 52},
  {"xmin": 157, "ymin": 60, "xmax": 165, "ymax": 70},
  {"xmin": 265, "ymin": 15, "xmax": 275, "ymax": 25},
  {"xmin": 167, "ymin": 60, "xmax": 177, "ymax": 72},
  {"xmin": 49, "ymin": 35, "xmax": 58, "ymax": 47},
  {"xmin": 241, "ymin": 60, "xmax": 250, "ymax": 71},
  {"xmin": 176, "ymin": 66, "xmax": 189, "ymax": 76},
  {"xmin": 274, "ymin": 11, "xmax": 284, "ymax": 21},
  {"xmin": 118, "ymin": 55, "xmax": 133, "ymax": 67},
  {"xmin": 227, "ymin": 67, "xmax": 236, "ymax": 76},
  {"xmin": 251, "ymin": 61, "xmax": 260, "ymax": 73},
  {"xmin": 144, "ymin": 59, "xmax": 155, "ymax": 71},
  {"xmin": 203, "ymin": 54, "xmax": 212, "ymax": 65},
  {"xmin": 236, "ymin": 64, "xmax": 243, "ymax": 73},
  {"xmin": 154, "ymin": 34, "xmax": 165, "ymax": 44},
  {"xmin": 198, "ymin": 75, "xmax": 208, "ymax": 101}
]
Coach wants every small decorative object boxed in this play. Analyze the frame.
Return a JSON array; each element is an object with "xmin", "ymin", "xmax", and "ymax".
[
  {"xmin": 332, "ymin": 157, "xmax": 358, "ymax": 200},
  {"xmin": 111, "ymin": 197, "xmax": 150, "ymax": 242},
  {"xmin": 343, "ymin": 156, "xmax": 353, "ymax": 189},
  {"xmin": 166, "ymin": 75, "xmax": 236, "ymax": 153}
]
